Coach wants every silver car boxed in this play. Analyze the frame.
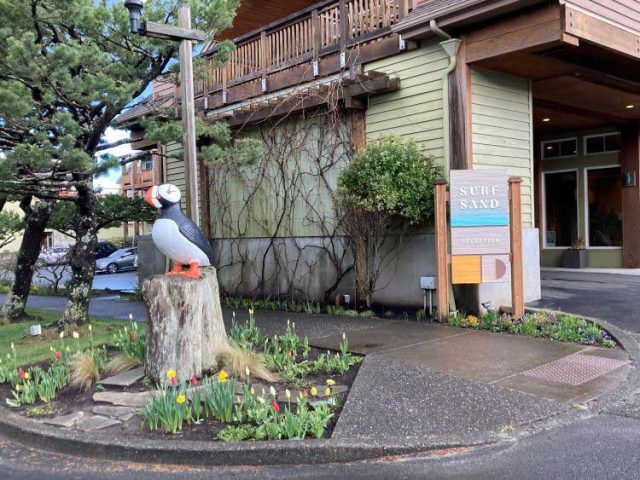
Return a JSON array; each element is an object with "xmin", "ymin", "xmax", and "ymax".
[{"xmin": 95, "ymin": 248, "xmax": 138, "ymax": 274}]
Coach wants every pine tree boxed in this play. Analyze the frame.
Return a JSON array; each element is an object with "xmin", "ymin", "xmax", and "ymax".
[{"xmin": 0, "ymin": 0, "xmax": 239, "ymax": 324}]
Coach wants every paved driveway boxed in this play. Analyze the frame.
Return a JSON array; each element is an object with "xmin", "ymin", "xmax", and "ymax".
[{"xmin": 529, "ymin": 269, "xmax": 640, "ymax": 334}]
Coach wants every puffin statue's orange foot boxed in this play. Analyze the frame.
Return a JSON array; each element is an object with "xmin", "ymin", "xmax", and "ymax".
[
  {"xmin": 166, "ymin": 263, "xmax": 184, "ymax": 275},
  {"xmin": 180, "ymin": 262, "xmax": 201, "ymax": 279}
]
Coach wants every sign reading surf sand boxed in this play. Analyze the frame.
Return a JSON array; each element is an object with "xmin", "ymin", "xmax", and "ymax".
[
  {"xmin": 449, "ymin": 169, "xmax": 510, "ymax": 284},
  {"xmin": 450, "ymin": 169, "xmax": 509, "ymax": 227}
]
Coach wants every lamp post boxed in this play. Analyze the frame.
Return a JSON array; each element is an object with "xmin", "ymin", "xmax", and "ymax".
[{"xmin": 124, "ymin": 1, "xmax": 205, "ymax": 226}]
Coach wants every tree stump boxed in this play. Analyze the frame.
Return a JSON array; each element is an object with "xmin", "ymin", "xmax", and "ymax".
[{"xmin": 142, "ymin": 267, "xmax": 228, "ymax": 382}]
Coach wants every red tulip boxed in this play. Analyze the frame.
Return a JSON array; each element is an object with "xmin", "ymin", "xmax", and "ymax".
[
  {"xmin": 271, "ymin": 401, "xmax": 280, "ymax": 412},
  {"xmin": 54, "ymin": 352, "xmax": 62, "ymax": 361},
  {"xmin": 130, "ymin": 332, "xmax": 137, "ymax": 341},
  {"xmin": 170, "ymin": 376, "xmax": 177, "ymax": 386},
  {"xmin": 191, "ymin": 375, "xmax": 198, "ymax": 386},
  {"xmin": 18, "ymin": 369, "xmax": 25, "ymax": 379},
  {"xmin": 302, "ymin": 388, "xmax": 308, "ymax": 397}
]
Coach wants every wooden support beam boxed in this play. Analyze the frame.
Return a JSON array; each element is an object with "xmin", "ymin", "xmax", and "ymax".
[
  {"xmin": 449, "ymin": 37, "xmax": 473, "ymax": 170},
  {"xmin": 143, "ymin": 21, "xmax": 206, "ymax": 42},
  {"xmin": 621, "ymin": 123, "xmax": 640, "ymax": 268}
]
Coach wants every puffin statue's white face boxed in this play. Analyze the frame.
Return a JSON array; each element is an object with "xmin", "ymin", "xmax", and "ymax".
[{"xmin": 145, "ymin": 184, "xmax": 181, "ymax": 209}]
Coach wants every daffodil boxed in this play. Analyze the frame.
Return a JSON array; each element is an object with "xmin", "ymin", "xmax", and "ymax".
[
  {"xmin": 176, "ymin": 394, "xmax": 186, "ymax": 405},
  {"xmin": 166, "ymin": 369, "xmax": 177, "ymax": 380},
  {"xmin": 310, "ymin": 386, "xmax": 318, "ymax": 396},
  {"xmin": 326, "ymin": 379, "xmax": 336, "ymax": 386},
  {"xmin": 325, "ymin": 387, "xmax": 331, "ymax": 397},
  {"xmin": 218, "ymin": 370, "xmax": 228, "ymax": 383}
]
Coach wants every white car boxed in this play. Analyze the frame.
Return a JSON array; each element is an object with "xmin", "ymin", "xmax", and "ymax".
[{"xmin": 38, "ymin": 247, "xmax": 70, "ymax": 265}]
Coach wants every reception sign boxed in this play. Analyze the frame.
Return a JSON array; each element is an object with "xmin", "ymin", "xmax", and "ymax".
[{"xmin": 449, "ymin": 169, "xmax": 510, "ymax": 284}]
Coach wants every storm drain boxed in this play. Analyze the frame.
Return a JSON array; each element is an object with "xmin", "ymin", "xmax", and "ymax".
[{"xmin": 522, "ymin": 353, "xmax": 628, "ymax": 386}]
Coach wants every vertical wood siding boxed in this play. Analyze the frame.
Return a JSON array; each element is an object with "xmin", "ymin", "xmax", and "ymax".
[
  {"xmin": 364, "ymin": 41, "xmax": 449, "ymax": 166},
  {"xmin": 471, "ymin": 68, "xmax": 534, "ymax": 227}
]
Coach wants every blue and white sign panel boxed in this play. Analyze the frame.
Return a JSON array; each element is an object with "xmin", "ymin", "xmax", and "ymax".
[{"xmin": 450, "ymin": 169, "xmax": 509, "ymax": 227}]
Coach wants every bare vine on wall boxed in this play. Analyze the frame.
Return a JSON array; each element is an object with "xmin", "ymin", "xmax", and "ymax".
[{"xmin": 207, "ymin": 85, "xmax": 357, "ymax": 303}]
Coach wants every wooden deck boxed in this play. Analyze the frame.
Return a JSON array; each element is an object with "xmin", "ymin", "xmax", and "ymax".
[{"xmin": 195, "ymin": 0, "xmax": 413, "ymax": 109}]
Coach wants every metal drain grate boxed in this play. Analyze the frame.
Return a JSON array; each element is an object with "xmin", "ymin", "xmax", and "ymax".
[{"xmin": 522, "ymin": 353, "xmax": 628, "ymax": 386}]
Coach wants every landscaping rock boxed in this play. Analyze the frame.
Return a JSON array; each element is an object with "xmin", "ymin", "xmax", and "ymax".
[
  {"xmin": 43, "ymin": 411, "xmax": 84, "ymax": 428},
  {"xmin": 76, "ymin": 415, "xmax": 121, "ymax": 433},
  {"xmin": 92, "ymin": 406, "xmax": 137, "ymax": 422},
  {"xmin": 99, "ymin": 367, "xmax": 145, "ymax": 387},
  {"xmin": 93, "ymin": 391, "xmax": 154, "ymax": 408}
]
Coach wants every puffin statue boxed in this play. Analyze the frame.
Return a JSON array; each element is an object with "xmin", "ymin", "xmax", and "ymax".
[{"xmin": 144, "ymin": 184, "xmax": 215, "ymax": 279}]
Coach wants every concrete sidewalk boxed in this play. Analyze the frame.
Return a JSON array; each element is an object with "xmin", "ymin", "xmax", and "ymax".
[{"xmin": 310, "ymin": 322, "xmax": 629, "ymax": 440}]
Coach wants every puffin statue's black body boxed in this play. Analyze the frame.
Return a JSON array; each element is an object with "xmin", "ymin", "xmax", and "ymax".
[{"xmin": 145, "ymin": 184, "xmax": 214, "ymax": 278}]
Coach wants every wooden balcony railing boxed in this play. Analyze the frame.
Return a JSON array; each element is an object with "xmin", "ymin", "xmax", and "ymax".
[{"xmin": 199, "ymin": 0, "xmax": 411, "ymax": 97}]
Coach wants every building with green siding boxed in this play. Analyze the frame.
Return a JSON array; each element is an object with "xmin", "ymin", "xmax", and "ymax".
[{"xmin": 119, "ymin": 0, "xmax": 640, "ymax": 312}]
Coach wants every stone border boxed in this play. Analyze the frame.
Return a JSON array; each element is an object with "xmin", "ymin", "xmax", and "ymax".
[
  {"xmin": 0, "ymin": 309, "xmax": 637, "ymax": 467},
  {"xmin": 0, "ymin": 397, "xmax": 504, "ymax": 466}
]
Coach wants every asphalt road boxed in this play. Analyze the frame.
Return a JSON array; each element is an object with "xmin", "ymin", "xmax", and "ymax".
[
  {"xmin": 529, "ymin": 270, "xmax": 640, "ymax": 333},
  {"xmin": 2, "ymin": 415, "xmax": 640, "ymax": 479},
  {"xmin": 30, "ymin": 266, "xmax": 139, "ymax": 292}
]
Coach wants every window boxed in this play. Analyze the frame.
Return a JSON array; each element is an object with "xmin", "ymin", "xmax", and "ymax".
[
  {"xmin": 142, "ymin": 160, "xmax": 154, "ymax": 171},
  {"xmin": 542, "ymin": 138, "xmax": 577, "ymax": 160},
  {"xmin": 544, "ymin": 171, "xmax": 578, "ymax": 247},
  {"xmin": 584, "ymin": 133, "xmax": 621, "ymax": 155},
  {"xmin": 586, "ymin": 167, "xmax": 622, "ymax": 247}
]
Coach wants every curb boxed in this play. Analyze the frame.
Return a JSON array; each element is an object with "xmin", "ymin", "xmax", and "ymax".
[{"xmin": 0, "ymin": 405, "xmax": 502, "ymax": 466}]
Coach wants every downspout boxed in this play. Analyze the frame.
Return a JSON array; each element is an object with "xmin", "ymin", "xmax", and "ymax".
[{"xmin": 430, "ymin": 19, "xmax": 461, "ymax": 176}]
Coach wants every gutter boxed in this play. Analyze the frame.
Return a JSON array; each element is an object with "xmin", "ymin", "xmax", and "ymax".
[{"xmin": 430, "ymin": 20, "xmax": 461, "ymax": 176}]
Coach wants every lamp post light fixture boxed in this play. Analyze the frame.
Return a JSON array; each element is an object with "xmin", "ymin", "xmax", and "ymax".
[{"xmin": 123, "ymin": 1, "xmax": 206, "ymax": 226}]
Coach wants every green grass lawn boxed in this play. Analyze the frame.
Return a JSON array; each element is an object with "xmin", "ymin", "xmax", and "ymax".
[{"xmin": 0, "ymin": 309, "xmax": 142, "ymax": 367}]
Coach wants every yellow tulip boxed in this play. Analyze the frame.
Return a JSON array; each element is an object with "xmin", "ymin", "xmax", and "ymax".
[
  {"xmin": 15, "ymin": 384, "xmax": 21, "ymax": 392},
  {"xmin": 325, "ymin": 387, "xmax": 331, "ymax": 397},
  {"xmin": 24, "ymin": 372, "xmax": 30, "ymax": 381},
  {"xmin": 310, "ymin": 387, "xmax": 318, "ymax": 396},
  {"xmin": 176, "ymin": 394, "xmax": 186, "ymax": 405},
  {"xmin": 326, "ymin": 379, "xmax": 336, "ymax": 386},
  {"xmin": 250, "ymin": 387, "xmax": 255, "ymax": 396}
]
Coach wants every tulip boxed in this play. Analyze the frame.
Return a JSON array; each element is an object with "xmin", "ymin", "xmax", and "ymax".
[
  {"xmin": 250, "ymin": 387, "xmax": 255, "ymax": 396},
  {"xmin": 271, "ymin": 401, "xmax": 280, "ymax": 412},
  {"xmin": 191, "ymin": 375, "xmax": 198, "ymax": 386},
  {"xmin": 54, "ymin": 352, "xmax": 62, "ymax": 361},
  {"xmin": 325, "ymin": 387, "xmax": 331, "ymax": 397},
  {"xmin": 326, "ymin": 379, "xmax": 336, "ymax": 386},
  {"xmin": 256, "ymin": 396, "xmax": 265, "ymax": 404},
  {"xmin": 88, "ymin": 324, "xmax": 92, "ymax": 332},
  {"xmin": 130, "ymin": 332, "xmax": 137, "ymax": 341},
  {"xmin": 310, "ymin": 387, "xmax": 318, "ymax": 396},
  {"xmin": 245, "ymin": 366, "xmax": 250, "ymax": 378},
  {"xmin": 72, "ymin": 331, "xmax": 79, "ymax": 339},
  {"xmin": 285, "ymin": 389, "xmax": 291, "ymax": 400},
  {"xmin": 18, "ymin": 369, "xmax": 25, "ymax": 379},
  {"xmin": 170, "ymin": 377, "xmax": 177, "ymax": 386},
  {"xmin": 269, "ymin": 386, "xmax": 276, "ymax": 398},
  {"xmin": 59, "ymin": 332, "xmax": 65, "ymax": 339}
]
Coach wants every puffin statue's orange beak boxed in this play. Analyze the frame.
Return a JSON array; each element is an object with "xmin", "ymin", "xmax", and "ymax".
[{"xmin": 145, "ymin": 186, "xmax": 161, "ymax": 209}]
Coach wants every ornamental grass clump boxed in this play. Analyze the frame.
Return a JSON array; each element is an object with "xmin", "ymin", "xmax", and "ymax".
[{"xmin": 203, "ymin": 371, "xmax": 235, "ymax": 423}]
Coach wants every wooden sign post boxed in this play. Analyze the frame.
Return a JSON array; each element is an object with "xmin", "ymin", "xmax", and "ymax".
[
  {"xmin": 435, "ymin": 179, "xmax": 449, "ymax": 321},
  {"xmin": 433, "ymin": 171, "xmax": 524, "ymax": 320}
]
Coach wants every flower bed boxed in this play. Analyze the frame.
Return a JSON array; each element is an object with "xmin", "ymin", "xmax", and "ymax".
[
  {"xmin": 447, "ymin": 310, "xmax": 617, "ymax": 348},
  {"xmin": 0, "ymin": 311, "xmax": 362, "ymax": 442}
]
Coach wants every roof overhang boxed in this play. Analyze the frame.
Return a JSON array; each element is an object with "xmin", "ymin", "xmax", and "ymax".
[{"xmin": 393, "ymin": 0, "xmax": 547, "ymax": 40}]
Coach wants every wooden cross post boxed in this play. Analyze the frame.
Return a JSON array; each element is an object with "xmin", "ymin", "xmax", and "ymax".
[
  {"xmin": 509, "ymin": 177, "xmax": 524, "ymax": 317},
  {"xmin": 434, "ymin": 179, "xmax": 449, "ymax": 321}
]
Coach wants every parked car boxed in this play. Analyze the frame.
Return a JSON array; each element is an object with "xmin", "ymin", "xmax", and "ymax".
[
  {"xmin": 95, "ymin": 248, "xmax": 138, "ymax": 274},
  {"xmin": 37, "ymin": 246, "xmax": 70, "ymax": 265},
  {"xmin": 95, "ymin": 242, "xmax": 117, "ymax": 260}
]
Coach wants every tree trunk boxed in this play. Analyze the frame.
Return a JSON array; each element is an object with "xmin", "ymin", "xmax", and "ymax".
[
  {"xmin": 1, "ymin": 197, "xmax": 53, "ymax": 322},
  {"xmin": 353, "ymin": 232, "xmax": 371, "ymax": 309},
  {"xmin": 62, "ymin": 182, "xmax": 97, "ymax": 326},
  {"xmin": 142, "ymin": 266, "xmax": 228, "ymax": 382}
]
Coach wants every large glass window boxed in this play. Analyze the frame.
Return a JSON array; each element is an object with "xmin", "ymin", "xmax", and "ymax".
[
  {"xmin": 542, "ymin": 138, "xmax": 577, "ymax": 160},
  {"xmin": 544, "ymin": 171, "xmax": 578, "ymax": 247},
  {"xmin": 587, "ymin": 167, "xmax": 622, "ymax": 247}
]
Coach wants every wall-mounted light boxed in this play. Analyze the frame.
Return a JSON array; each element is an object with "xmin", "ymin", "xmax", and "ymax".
[
  {"xmin": 626, "ymin": 104, "xmax": 635, "ymax": 109},
  {"xmin": 124, "ymin": 0, "xmax": 144, "ymax": 34},
  {"xmin": 542, "ymin": 118, "xmax": 550, "ymax": 122}
]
